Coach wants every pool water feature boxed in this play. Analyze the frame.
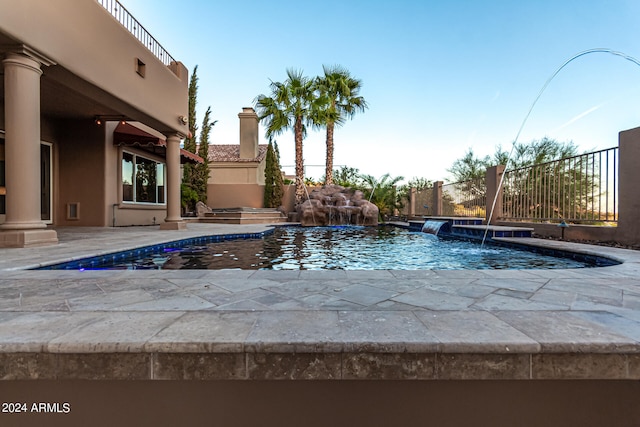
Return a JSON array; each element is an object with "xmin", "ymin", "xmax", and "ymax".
[{"xmin": 39, "ymin": 226, "xmax": 613, "ymax": 271}]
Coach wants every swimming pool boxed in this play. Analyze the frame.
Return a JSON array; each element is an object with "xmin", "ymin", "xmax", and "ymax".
[{"xmin": 39, "ymin": 226, "xmax": 614, "ymax": 270}]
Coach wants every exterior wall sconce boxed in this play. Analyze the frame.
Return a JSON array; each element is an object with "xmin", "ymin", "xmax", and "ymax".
[{"xmin": 179, "ymin": 115, "xmax": 188, "ymax": 126}]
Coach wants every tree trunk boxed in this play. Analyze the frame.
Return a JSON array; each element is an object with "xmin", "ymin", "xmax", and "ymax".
[
  {"xmin": 294, "ymin": 117, "xmax": 305, "ymax": 205},
  {"xmin": 325, "ymin": 121, "xmax": 335, "ymax": 185}
]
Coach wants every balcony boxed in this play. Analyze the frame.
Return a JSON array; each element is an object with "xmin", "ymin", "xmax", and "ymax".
[
  {"xmin": 97, "ymin": 0, "xmax": 175, "ymax": 67},
  {"xmin": 0, "ymin": 0, "xmax": 188, "ymax": 135}
]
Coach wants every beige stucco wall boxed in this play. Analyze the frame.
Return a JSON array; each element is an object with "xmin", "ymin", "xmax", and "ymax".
[
  {"xmin": 207, "ymin": 184, "xmax": 264, "ymax": 209},
  {"xmin": 210, "ymin": 162, "xmax": 266, "ymax": 185},
  {"xmin": 0, "ymin": 0, "xmax": 188, "ymax": 135},
  {"xmin": 55, "ymin": 121, "xmax": 107, "ymax": 226}
]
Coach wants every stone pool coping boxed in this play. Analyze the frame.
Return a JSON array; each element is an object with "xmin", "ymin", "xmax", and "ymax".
[{"xmin": 1, "ymin": 223, "xmax": 640, "ymax": 380}]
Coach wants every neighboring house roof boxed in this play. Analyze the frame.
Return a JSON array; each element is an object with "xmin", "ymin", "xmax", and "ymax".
[{"xmin": 208, "ymin": 144, "xmax": 268, "ymax": 163}]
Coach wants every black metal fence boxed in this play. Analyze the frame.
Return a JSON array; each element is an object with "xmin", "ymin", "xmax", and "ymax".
[{"xmin": 501, "ymin": 147, "xmax": 618, "ymax": 223}]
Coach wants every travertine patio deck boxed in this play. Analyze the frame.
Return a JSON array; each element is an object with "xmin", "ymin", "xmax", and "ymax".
[{"xmin": 1, "ymin": 223, "xmax": 640, "ymax": 380}]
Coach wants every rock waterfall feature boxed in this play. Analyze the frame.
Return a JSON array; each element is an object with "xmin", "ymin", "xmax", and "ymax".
[{"xmin": 297, "ymin": 185, "xmax": 379, "ymax": 226}]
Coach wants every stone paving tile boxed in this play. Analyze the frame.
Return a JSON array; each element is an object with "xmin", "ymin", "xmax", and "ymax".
[
  {"xmin": 474, "ymin": 277, "xmax": 548, "ymax": 293},
  {"xmin": 330, "ymin": 284, "xmax": 398, "ymax": 306},
  {"xmin": 252, "ymin": 292, "xmax": 318, "ymax": 310},
  {"xmin": 432, "ymin": 270, "xmax": 493, "ymax": 279},
  {"xmin": 570, "ymin": 311, "xmax": 640, "ymax": 343},
  {"xmin": 422, "ymin": 280, "xmax": 497, "ymax": 299},
  {"xmin": 66, "ymin": 289, "xmax": 159, "ymax": 311},
  {"xmin": 299, "ymin": 270, "xmax": 348, "ymax": 280},
  {"xmin": 623, "ymin": 293, "xmax": 640, "ymax": 310},
  {"xmin": 338, "ymin": 311, "xmax": 440, "ymax": 352},
  {"xmin": 388, "ymin": 270, "xmax": 438, "ymax": 279},
  {"xmin": 146, "ymin": 311, "xmax": 259, "ymax": 352},
  {"xmin": 367, "ymin": 300, "xmax": 430, "ymax": 311},
  {"xmin": 249, "ymin": 270, "xmax": 301, "ymax": 280},
  {"xmin": 205, "ymin": 277, "xmax": 266, "ymax": 293},
  {"xmin": 607, "ymin": 307, "xmax": 640, "ymax": 324},
  {"xmin": 48, "ymin": 312, "xmax": 185, "ymax": 352},
  {"xmin": 200, "ymin": 287, "xmax": 272, "ymax": 307},
  {"xmin": 344, "ymin": 270, "xmax": 396, "ymax": 280},
  {"xmin": 213, "ymin": 299, "xmax": 271, "ymax": 311},
  {"xmin": 478, "ymin": 269, "xmax": 548, "ymax": 279},
  {"xmin": 0, "ymin": 312, "xmax": 100, "ymax": 352},
  {"xmin": 414, "ymin": 311, "xmax": 540, "ymax": 353},
  {"xmin": 495, "ymin": 311, "xmax": 639, "ymax": 352},
  {"xmin": 261, "ymin": 280, "xmax": 337, "ymax": 300},
  {"xmin": 114, "ymin": 294, "xmax": 215, "ymax": 311},
  {"xmin": 473, "ymin": 294, "xmax": 570, "ymax": 311},
  {"xmin": 493, "ymin": 289, "xmax": 534, "ymax": 299},
  {"xmin": 544, "ymin": 278, "xmax": 623, "ymax": 301},
  {"xmin": 529, "ymin": 288, "xmax": 577, "ymax": 307},
  {"xmin": 392, "ymin": 288, "xmax": 477, "ymax": 310},
  {"xmin": 363, "ymin": 278, "xmax": 431, "ymax": 294},
  {"xmin": 245, "ymin": 311, "xmax": 343, "ymax": 352}
]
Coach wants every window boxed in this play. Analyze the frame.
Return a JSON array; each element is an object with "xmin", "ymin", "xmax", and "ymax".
[{"xmin": 122, "ymin": 151, "xmax": 165, "ymax": 204}]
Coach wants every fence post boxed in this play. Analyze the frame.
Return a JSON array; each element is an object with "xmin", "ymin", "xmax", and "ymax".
[
  {"xmin": 433, "ymin": 181, "xmax": 443, "ymax": 216},
  {"xmin": 485, "ymin": 165, "xmax": 505, "ymax": 224},
  {"xmin": 617, "ymin": 128, "xmax": 640, "ymax": 245},
  {"xmin": 409, "ymin": 187, "xmax": 416, "ymax": 217}
]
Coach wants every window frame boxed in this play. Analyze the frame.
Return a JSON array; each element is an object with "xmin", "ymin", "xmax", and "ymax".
[{"xmin": 121, "ymin": 149, "xmax": 166, "ymax": 206}]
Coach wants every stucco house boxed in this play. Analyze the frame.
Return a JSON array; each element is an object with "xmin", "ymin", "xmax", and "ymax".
[
  {"xmin": 0, "ymin": 0, "xmax": 199, "ymax": 247},
  {"xmin": 206, "ymin": 108, "xmax": 268, "ymax": 209}
]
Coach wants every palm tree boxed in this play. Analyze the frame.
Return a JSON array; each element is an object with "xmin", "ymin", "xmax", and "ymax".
[
  {"xmin": 360, "ymin": 173, "xmax": 404, "ymax": 221},
  {"xmin": 255, "ymin": 69, "xmax": 316, "ymax": 204},
  {"xmin": 315, "ymin": 65, "xmax": 368, "ymax": 185}
]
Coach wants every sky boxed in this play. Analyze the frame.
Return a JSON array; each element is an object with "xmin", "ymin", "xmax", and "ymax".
[{"xmin": 122, "ymin": 0, "xmax": 640, "ymax": 184}]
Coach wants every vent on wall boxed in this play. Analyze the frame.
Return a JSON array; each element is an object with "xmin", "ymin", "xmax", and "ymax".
[
  {"xmin": 136, "ymin": 58, "xmax": 146, "ymax": 77},
  {"xmin": 66, "ymin": 203, "xmax": 80, "ymax": 220}
]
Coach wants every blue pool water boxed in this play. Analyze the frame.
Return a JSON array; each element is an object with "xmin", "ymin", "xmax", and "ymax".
[{"xmin": 40, "ymin": 226, "xmax": 610, "ymax": 271}]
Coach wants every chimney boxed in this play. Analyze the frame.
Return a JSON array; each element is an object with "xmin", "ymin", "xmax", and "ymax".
[{"xmin": 238, "ymin": 107, "xmax": 259, "ymax": 159}]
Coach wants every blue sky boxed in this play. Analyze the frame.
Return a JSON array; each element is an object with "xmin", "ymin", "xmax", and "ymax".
[{"xmin": 123, "ymin": 0, "xmax": 640, "ymax": 183}]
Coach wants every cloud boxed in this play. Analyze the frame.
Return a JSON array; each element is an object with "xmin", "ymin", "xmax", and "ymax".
[{"xmin": 551, "ymin": 102, "xmax": 607, "ymax": 133}]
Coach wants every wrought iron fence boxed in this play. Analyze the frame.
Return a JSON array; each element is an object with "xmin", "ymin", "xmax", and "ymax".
[
  {"xmin": 97, "ymin": 0, "xmax": 176, "ymax": 66},
  {"xmin": 441, "ymin": 178, "xmax": 486, "ymax": 218},
  {"xmin": 501, "ymin": 147, "xmax": 618, "ymax": 223}
]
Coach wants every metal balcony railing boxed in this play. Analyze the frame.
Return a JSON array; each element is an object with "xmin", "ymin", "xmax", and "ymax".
[{"xmin": 97, "ymin": 0, "xmax": 176, "ymax": 66}]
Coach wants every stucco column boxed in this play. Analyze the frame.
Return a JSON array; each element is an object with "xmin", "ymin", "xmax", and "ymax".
[
  {"xmin": 409, "ymin": 187, "xmax": 416, "ymax": 217},
  {"xmin": 160, "ymin": 133, "xmax": 186, "ymax": 230},
  {"xmin": 432, "ymin": 181, "xmax": 443, "ymax": 216},
  {"xmin": 617, "ymin": 128, "xmax": 640, "ymax": 245},
  {"xmin": 485, "ymin": 165, "xmax": 505, "ymax": 224},
  {"xmin": 0, "ymin": 50, "xmax": 58, "ymax": 247}
]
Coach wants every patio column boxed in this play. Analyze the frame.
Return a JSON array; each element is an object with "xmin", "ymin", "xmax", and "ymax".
[
  {"xmin": 160, "ymin": 133, "xmax": 186, "ymax": 230},
  {"xmin": 0, "ymin": 48, "xmax": 58, "ymax": 247}
]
